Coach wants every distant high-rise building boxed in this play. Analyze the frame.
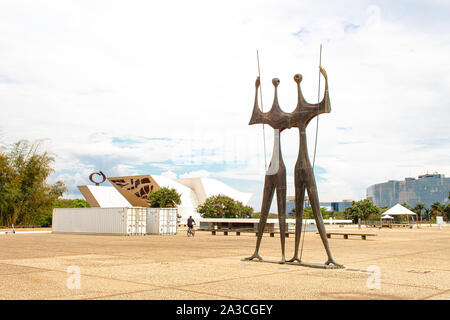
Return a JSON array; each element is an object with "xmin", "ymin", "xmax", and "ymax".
[
  {"xmin": 286, "ymin": 196, "xmax": 353, "ymax": 215},
  {"xmin": 331, "ymin": 200, "xmax": 354, "ymax": 212},
  {"xmin": 366, "ymin": 173, "xmax": 450, "ymax": 208},
  {"xmin": 286, "ymin": 196, "xmax": 296, "ymax": 215}
]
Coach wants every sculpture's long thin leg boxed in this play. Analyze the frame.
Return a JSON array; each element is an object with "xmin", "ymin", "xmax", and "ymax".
[
  {"xmin": 245, "ymin": 175, "xmax": 275, "ymax": 261},
  {"xmin": 288, "ymin": 176, "xmax": 306, "ymax": 263},
  {"xmin": 276, "ymin": 181, "xmax": 287, "ymax": 264},
  {"xmin": 288, "ymin": 126, "xmax": 308, "ymax": 263},
  {"xmin": 306, "ymin": 171, "xmax": 343, "ymax": 268}
]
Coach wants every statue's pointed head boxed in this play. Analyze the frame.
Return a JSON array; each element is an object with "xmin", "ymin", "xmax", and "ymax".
[
  {"xmin": 294, "ymin": 74, "xmax": 302, "ymax": 84},
  {"xmin": 272, "ymin": 78, "xmax": 280, "ymax": 87}
]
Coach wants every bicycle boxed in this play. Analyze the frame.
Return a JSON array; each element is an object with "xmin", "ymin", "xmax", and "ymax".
[{"xmin": 187, "ymin": 225, "xmax": 195, "ymax": 237}]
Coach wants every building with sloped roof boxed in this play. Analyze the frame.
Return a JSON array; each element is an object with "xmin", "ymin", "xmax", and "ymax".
[{"xmin": 78, "ymin": 175, "xmax": 252, "ymax": 222}]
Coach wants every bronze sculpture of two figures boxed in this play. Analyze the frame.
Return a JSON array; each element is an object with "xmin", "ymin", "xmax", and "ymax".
[{"xmin": 245, "ymin": 66, "xmax": 343, "ymax": 268}]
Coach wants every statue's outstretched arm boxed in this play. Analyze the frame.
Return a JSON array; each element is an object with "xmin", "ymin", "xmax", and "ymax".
[
  {"xmin": 254, "ymin": 76, "xmax": 260, "ymax": 108},
  {"xmin": 293, "ymin": 69, "xmax": 329, "ymax": 111},
  {"xmin": 294, "ymin": 74, "xmax": 306, "ymax": 106},
  {"xmin": 319, "ymin": 66, "xmax": 331, "ymax": 113},
  {"xmin": 249, "ymin": 77, "xmax": 265, "ymax": 125}
]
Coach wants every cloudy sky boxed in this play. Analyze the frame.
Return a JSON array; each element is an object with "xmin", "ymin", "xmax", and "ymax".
[{"xmin": 1, "ymin": 0, "xmax": 449, "ymax": 212}]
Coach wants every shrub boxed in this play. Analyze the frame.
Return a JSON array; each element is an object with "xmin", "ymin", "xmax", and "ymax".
[
  {"xmin": 0, "ymin": 140, "xmax": 66, "ymax": 226},
  {"xmin": 147, "ymin": 187, "xmax": 181, "ymax": 208},
  {"xmin": 198, "ymin": 195, "xmax": 253, "ymax": 218},
  {"xmin": 40, "ymin": 198, "xmax": 90, "ymax": 227}
]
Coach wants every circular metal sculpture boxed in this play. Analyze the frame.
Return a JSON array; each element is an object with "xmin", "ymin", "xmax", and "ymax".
[
  {"xmin": 89, "ymin": 171, "xmax": 106, "ymax": 186},
  {"xmin": 244, "ymin": 67, "xmax": 343, "ymax": 269}
]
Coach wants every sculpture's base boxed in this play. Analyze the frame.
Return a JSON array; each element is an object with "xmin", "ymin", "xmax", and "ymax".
[{"xmin": 241, "ymin": 258, "xmax": 344, "ymax": 269}]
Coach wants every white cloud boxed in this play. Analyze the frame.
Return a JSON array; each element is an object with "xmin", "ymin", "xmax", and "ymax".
[
  {"xmin": 0, "ymin": 0, "xmax": 449, "ymax": 204},
  {"xmin": 161, "ymin": 170, "xmax": 177, "ymax": 179},
  {"xmin": 179, "ymin": 170, "xmax": 212, "ymax": 179},
  {"xmin": 111, "ymin": 164, "xmax": 138, "ymax": 177}
]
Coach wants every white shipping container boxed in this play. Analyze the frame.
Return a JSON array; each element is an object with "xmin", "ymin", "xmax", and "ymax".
[
  {"xmin": 147, "ymin": 208, "xmax": 177, "ymax": 235},
  {"xmin": 52, "ymin": 207, "xmax": 147, "ymax": 235}
]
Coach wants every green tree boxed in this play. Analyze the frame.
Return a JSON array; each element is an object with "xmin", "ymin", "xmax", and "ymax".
[
  {"xmin": 251, "ymin": 212, "xmax": 278, "ymax": 219},
  {"xmin": 430, "ymin": 202, "xmax": 444, "ymax": 222},
  {"xmin": 53, "ymin": 198, "xmax": 90, "ymax": 208},
  {"xmin": 321, "ymin": 209, "xmax": 336, "ymax": 219},
  {"xmin": 332, "ymin": 210, "xmax": 349, "ymax": 220},
  {"xmin": 343, "ymin": 201, "xmax": 361, "ymax": 223},
  {"xmin": 343, "ymin": 199, "xmax": 381, "ymax": 224},
  {"xmin": 413, "ymin": 203, "xmax": 426, "ymax": 222},
  {"xmin": 147, "ymin": 187, "xmax": 181, "ymax": 208},
  {"xmin": 400, "ymin": 203, "xmax": 416, "ymax": 223},
  {"xmin": 401, "ymin": 202, "xmax": 414, "ymax": 211},
  {"xmin": 423, "ymin": 207, "xmax": 432, "ymax": 222},
  {"xmin": 447, "ymin": 193, "xmax": 450, "ymax": 221},
  {"xmin": 40, "ymin": 198, "xmax": 90, "ymax": 227},
  {"xmin": 197, "ymin": 195, "xmax": 253, "ymax": 218},
  {"xmin": 443, "ymin": 204, "xmax": 450, "ymax": 221},
  {"xmin": 292, "ymin": 206, "xmax": 329, "ymax": 219},
  {"xmin": 0, "ymin": 140, "xmax": 66, "ymax": 226}
]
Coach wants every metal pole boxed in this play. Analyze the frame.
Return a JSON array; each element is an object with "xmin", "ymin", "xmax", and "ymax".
[
  {"xmin": 300, "ymin": 44, "xmax": 323, "ymax": 261},
  {"xmin": 312, "ymin": 44, "xmax": 322, "ymax": 169},
  {"xmin": 257, "ymin": 50, "xmax": 267, "ymax": 171}
]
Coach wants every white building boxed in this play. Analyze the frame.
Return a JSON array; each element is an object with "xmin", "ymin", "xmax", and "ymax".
[{"xmin": 78, "ymin": 175, "xmax": 252, "ymax": 222}]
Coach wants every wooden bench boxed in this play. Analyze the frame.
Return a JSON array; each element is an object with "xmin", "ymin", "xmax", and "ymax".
[
  {"xmin": 209, "ymin": 229, "xmax": 295, "ymax": 237},
  {"xmin": 391, "ymin": 224, "xmax": 411, "ymax": 228},
  {"xmin": 269, "ymin": 231, "xmax": 295, "ymax": 238},
  {"xmin": 320, "ymin": 232, "xmax": 377, "ymax": 240},
  {"xmin": 211, "ymin": 229, "xmax": 243, "ymax": 236}
]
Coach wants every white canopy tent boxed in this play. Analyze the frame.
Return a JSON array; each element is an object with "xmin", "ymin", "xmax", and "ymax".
[
  {"xmin": 380, "ymin": 213, "xmax": 394, "ymax": 227},
  {"xmin": 381, "ymin": 203, "xmax": 418, "ymax": 225},
  {"xmin": 382, "ymin": 204, "xmax": 416, "ymax": 216}
]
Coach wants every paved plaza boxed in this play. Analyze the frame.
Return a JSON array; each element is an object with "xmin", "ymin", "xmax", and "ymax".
[{"xmin": 0, "ymin": 226, "xmax": 449, "ymax": 300}]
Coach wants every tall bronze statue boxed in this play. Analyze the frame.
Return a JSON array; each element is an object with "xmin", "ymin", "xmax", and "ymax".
[
  {"xmin": 245, "ymin": 67, "xmax": 343, "ymax": 268},
  {"xmin": 245, "ymin": 77, "xmax": 289, "ymax": 263},
  {"xmin": 287, "ymin": 67, "xmax": 342, "ymax": 267}
]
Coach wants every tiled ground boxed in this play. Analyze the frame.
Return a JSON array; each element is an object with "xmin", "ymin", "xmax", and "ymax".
[{"xmin": 0, "ymin": 225, "xmax": 449, "ymax": 299}]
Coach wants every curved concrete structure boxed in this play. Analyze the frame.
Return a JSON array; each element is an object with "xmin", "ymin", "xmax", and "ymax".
[
  {"xmin": 79, "ymin": 175, "xmax": 253, "ymax": 223},
  {"xmin": 78, "ymin": 185, "xmax": 131, "ymax": 207}
]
